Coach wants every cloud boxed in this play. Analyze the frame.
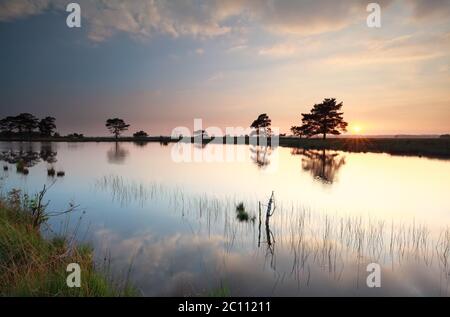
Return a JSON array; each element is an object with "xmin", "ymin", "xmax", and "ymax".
[
  {"xmin": 93, "ymin": 229, "xmax": 229, "ymax": 295},
  {"xmin": 226, "ymin": 44, "xmax": 248, "ymax": 53},
  {"xmin": 1, "ymin": 0, "xmax": 449, "ymax": 43},
  {"xmin": 258, "ymin": 42, "xmax": 298, "ymax": 57},
  {"xmin": 249, "ymin": 0, "xmax": 392, "ymax": 35},
  {"xmin": 408, "ymin": 0, "xmax": 450, "ymax": 21},
  {"xmin": 0, "ymin": 0, "xmax": 51, "ymax": 21},
  {"xmin": 0, "ymin": 0, "xmax": 234, "ymax": 41},
  {"xmin": 325, "ymin": 32, "xmax": 450, "ymax": 66},
  {"xmin": 0, "ymin": 0, "xmax": 394, "ymax": 41},
  {"xmin": 206, "ymin": 72, "xmax": 224, "ymax": 83},
  {"xmin": 257, "ymin": 37, "xmax": 323, "ymax": 58}
]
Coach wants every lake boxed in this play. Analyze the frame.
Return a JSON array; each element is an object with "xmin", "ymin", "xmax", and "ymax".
[{"xmin": 1, "ymin": 141, "xmax": 449, "ymax": 296}]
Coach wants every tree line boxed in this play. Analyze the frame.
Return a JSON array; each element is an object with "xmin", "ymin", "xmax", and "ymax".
[
  {"xmin": 105, "ymin": 98, "xmax": 347, "ymax": 140},
  {"xmin": 1, "ymin": 98, "xmax": 348, "ymax": 140},
  {"xmin": 0, "ymin": 113, "xmax": 56, "ymax": 137},
  {"xmin": 104, "ymin": 118, "xmax": 149, "ymax": 139},
  {"xmin": 251, "ymin": 98, "xmax": 347, "ymax": 139}
]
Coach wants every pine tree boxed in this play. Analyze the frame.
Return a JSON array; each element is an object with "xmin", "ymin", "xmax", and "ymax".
[{"xmin": 298, "ymin": 98, "xmax": 348, "ymax": 139}]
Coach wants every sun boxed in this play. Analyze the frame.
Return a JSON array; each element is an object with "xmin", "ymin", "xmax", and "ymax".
[{"xmin": 351, "ymin": 125, "xmax": 362, "ymax": 134}]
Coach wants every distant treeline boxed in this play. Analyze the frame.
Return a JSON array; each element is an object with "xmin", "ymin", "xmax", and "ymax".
[
  {"xmin": 0, "ymin": 113, "xmax": 57, "ymax": 137},
  {"xmin": 1, "ymin": 109, "xmax": 448, "ymax": 141}
]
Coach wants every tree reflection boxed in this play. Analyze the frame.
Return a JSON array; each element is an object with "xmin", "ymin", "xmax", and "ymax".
[
  {"xmin": 107, "ymin": 142, "xmax": 129, "ymax": 164},
  {"xmin": 193, "ymin": 142, "xmax": 208, "ymax": 149},
  {"xmin": 0, "ymin": 142, "xmax": 57, "ymax": 168},
  {"xmin": 39, "ymin": 142, "xmax": 58, "ymax": 164},
  {"xmin": 133, "ymin": 140, "xmax": 148, "ymax": 147},
  {"xmin": 250, "ymin": 145, "xmax": 272, "ymax": 169},
  {"xmin": 291, "ymin": 148, "xmax": 346, "ymax": 184},
  {"xmin": 257, "ymin": 192, "xmax": 277, "ymax": 270}
]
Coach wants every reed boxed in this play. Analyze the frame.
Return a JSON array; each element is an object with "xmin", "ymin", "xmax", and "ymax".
[
  {"xmin": 95, "ymin": 175, "xmax": 450, "ymax": 293},
  {"xmin": 0, "ymin": 187, "xmax": 137, "ymax": 296}
]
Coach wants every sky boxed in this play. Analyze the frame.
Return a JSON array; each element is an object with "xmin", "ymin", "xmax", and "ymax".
[{"xmin": 0, "ymin": 0, "xmax": 449, "ymax": 136}]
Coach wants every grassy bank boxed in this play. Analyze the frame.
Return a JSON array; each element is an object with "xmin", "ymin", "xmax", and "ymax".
[
  {"xmin": 278, "ymin": 137, "xmax": 450, "ymax": 158},
  {"xmin": 1, "ymin": 135, "xmax": 449, "ymax": 158},
  {"xmin": 198, "ymin": 136, "xmax": 450, "ymax": 158},
  {"xmin": 0, "ymin": 189, "xmax": 135, "ymax": 296}
]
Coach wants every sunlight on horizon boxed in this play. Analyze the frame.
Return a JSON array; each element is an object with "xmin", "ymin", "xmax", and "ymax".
[{"xmin": 351, "ymin": 125, "xmax": 363, "ymax": 135}]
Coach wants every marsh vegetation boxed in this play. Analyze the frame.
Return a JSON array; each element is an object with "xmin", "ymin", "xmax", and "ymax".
[
  {"xmin": 0, "ymin": 186, "xmax": 135, "ymax": 296},
  {"xmin": 0, "ymin": 141, "xmax": 449, "ymax": 296},
  {"xmin": 94, "ymin": 174, "xmax": 450, "ymax": 295}
]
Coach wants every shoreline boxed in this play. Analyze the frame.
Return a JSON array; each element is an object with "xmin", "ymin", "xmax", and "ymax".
[
  {"xmin": 0, "ymin": 190, "xmax": 136, "ymax": 296},
  {"xmin": 0, "ymin": 136, "xmax": 449, "ymax": 159}
]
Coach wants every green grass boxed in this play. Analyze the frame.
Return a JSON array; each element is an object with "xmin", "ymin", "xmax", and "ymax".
[
  {"xmin": 279, "ymin": 137, "xmax": 450, "ymax": 158},
  {"xmin": 236, "ymin": 202, "xmax": 251, "ymax": 222},
  {"xmin": 16, "ymin": 161, "xmax": 29, "ymax": 174},
  {"xmin": 0, "ymin": 190, "xmax": 137, "ymax": 297},
  {"xmin": 47, "ymin": 167, "xmax": 56, "ymax": 177},
  {"xmin": 206, "ymin": 285, "xmax": 231, "ymax": 297}
]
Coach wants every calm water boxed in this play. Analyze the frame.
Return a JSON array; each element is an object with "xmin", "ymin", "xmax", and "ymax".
[{"xmin": 1, "ymin": 141, "xmax": 450, "ymax": 296}]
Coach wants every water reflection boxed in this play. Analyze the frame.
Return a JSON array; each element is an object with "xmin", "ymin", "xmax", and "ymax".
[
  {"xmin": 133, "ymin": 140, "xmax": 148, "ymax": 147},
  {"xmin": 107, "ymin": 143, "xmax": 129, "ymax": 164},
  {"xmin": 0, "ymin": 142, "xmax": 57, "ymax": 168},
  {"xmin": 250, "ymin": 145, "xmax": 273, "ymax": 169},
  {"xmin": 258, "ymin": 192, "xmax": 276, "ymax": 271},
  {"xmin": 291, "ymin": 148, "xmax": 346, "ymax": 184},
  {"xmin": 92, "ymin": 175, "xmax": 450, "ymax": 296},
  {"xmin": 1, "ymin": 141, "xmax": 449, "ymax": 296},
  {"xmin": 40, "ymin": 143, "xmax": 58, "ymax": 164},
  {"xmin": 193, "ymin": 142, "xmax": 208, "ymax": 149},
  {"xmin": 95, "ymin": 175, "xmax": 167, "ymax": 207}
]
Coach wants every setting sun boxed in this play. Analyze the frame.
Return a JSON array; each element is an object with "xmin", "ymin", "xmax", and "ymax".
[{"xmin": 351, "ymin": 125, "xmax": 363, "ymax": 134}]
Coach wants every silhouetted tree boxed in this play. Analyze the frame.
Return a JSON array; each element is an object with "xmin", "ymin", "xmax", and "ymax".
[
  {"xmin": 0, "ymin": 116, "xmax": 19, "ymax": 135},
  {"xmin": 2, "ymin": 116, "xmax": 21, "ymax": 134},
  {"xmin": 0, "ymin": 117, "xmax": 14, "ymax": 135},
  {"xmin": 66, "ymin": 133, "xmax": 84, "ymax": 139},
  {"xmin": 38, "ymin": 116, "xmax": 56, "ymax": 136},
  {"xmin": 0, "ymin": 114, "xmax": 57, "ymax": 138},
  {"xmin": 105, "ymin": 118, "xmax": 130, "ymax": 139},
  {"xmin": 290, "ymin": 125, "xmax": 313, "ymax": 139},
  {"xmin": 297, "ymin": 99, "xmax": 348, "ymax": 139},
  {"xmin": 250, "ymin": 113, "xmax": 272, "ymax": 137},
  {"xmin": 133, "ymin": 130, "xmax": 148, "ymax": 138},
  {"xmin": 16, "ymin": 113, "xmax": 39, "ymax": 136}
]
